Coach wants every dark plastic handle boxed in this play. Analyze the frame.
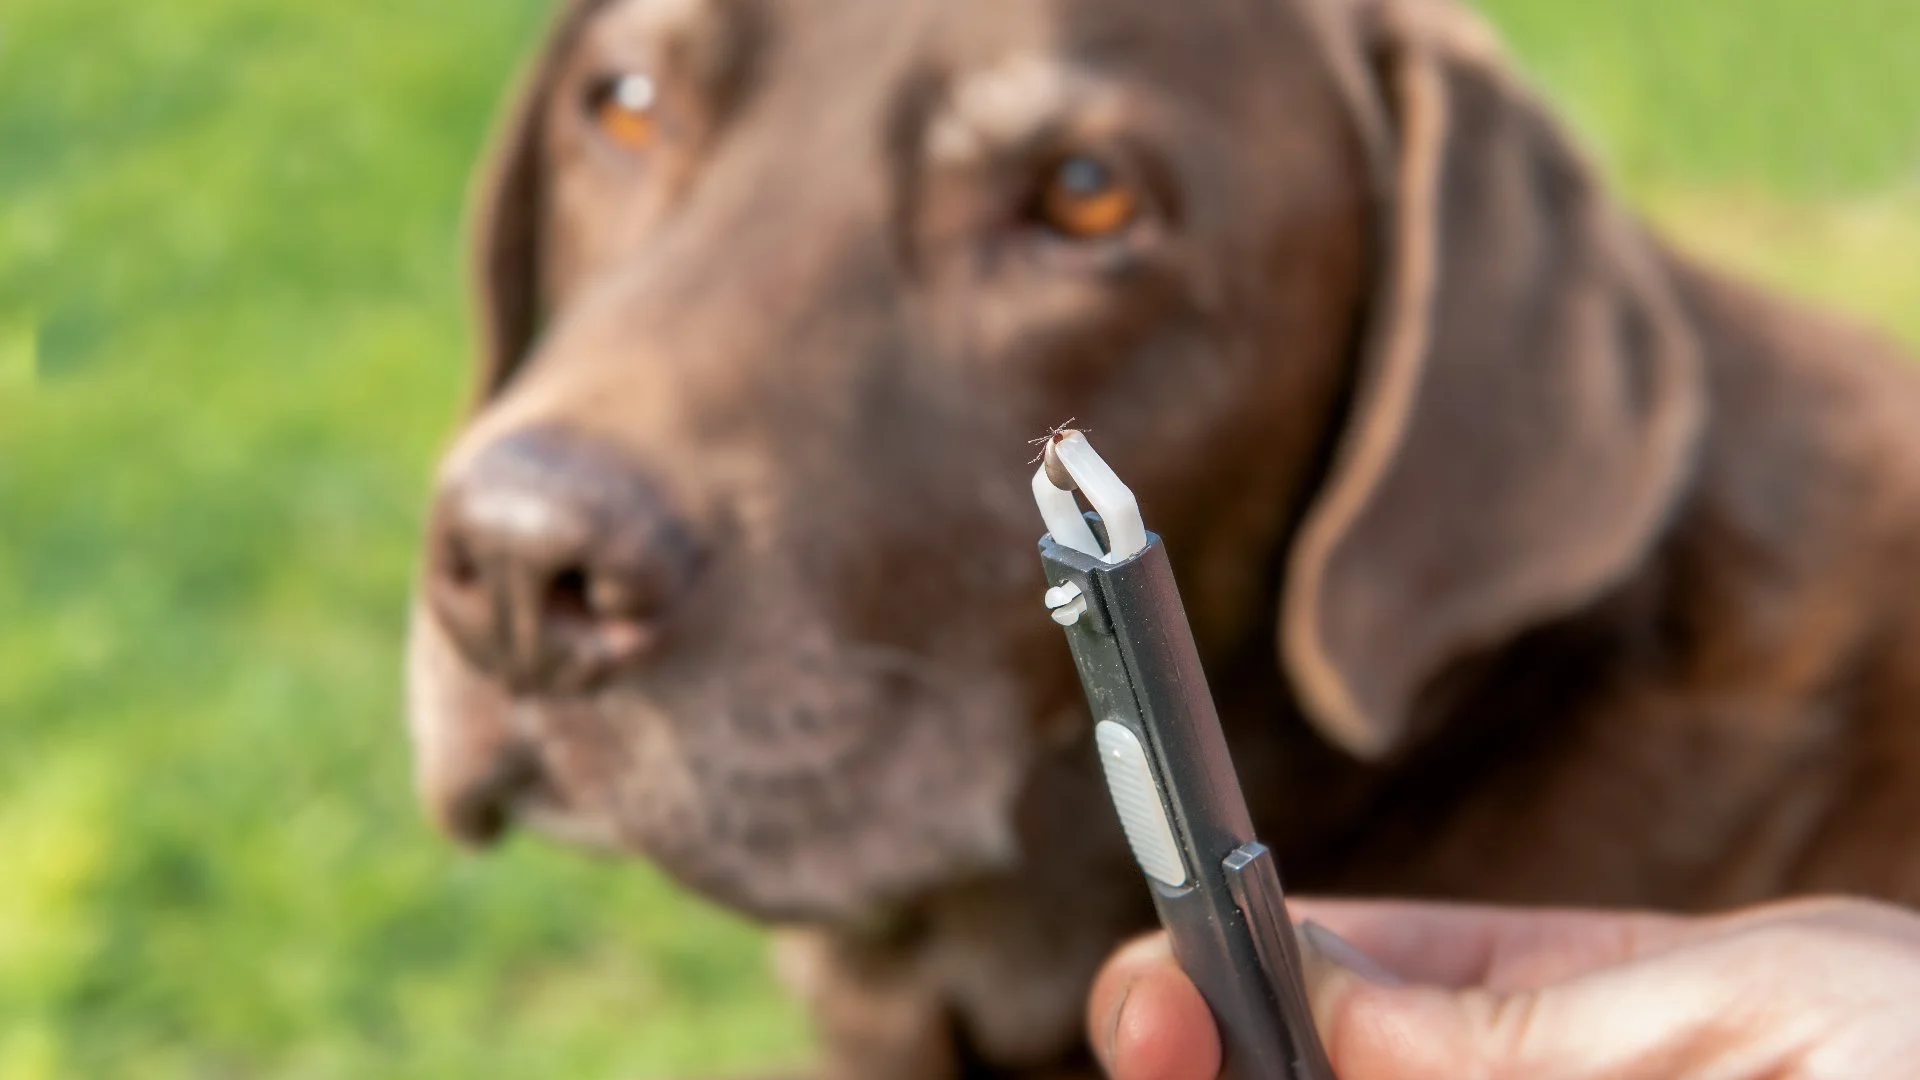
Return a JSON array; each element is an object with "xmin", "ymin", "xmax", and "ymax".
[{"xmin": 1041, "ymin": 529, "xmax": 1336, "ymax": 1080}]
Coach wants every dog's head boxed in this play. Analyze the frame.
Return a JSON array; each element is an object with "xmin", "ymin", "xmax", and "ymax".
[{"xmin": 408, "ymin": 0, "xmax": 1702, "ymax": 924}]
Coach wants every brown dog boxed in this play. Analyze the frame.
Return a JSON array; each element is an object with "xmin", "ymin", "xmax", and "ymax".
[{"xmin": 406, "ymin": 0, "xmax": 1920, "ymax": 1076}]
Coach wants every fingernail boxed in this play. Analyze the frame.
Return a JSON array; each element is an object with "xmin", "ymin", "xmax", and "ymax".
[{"xmin": 1299, "ymin": 921, "xmax": 1403, "ymax": 986}]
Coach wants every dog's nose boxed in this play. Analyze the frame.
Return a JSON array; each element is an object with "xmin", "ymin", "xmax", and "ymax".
[
  {"xmin": 438, "ymin": 743, "xmax": 545, "ymax": 848},
  {"xmin": 426, "ymin": 428, "xmax": 704, "ymax": 692}
]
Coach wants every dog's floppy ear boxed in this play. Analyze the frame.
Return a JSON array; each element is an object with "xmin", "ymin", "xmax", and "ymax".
[
  {"xmin": 468, "ymin": 0, "xmax": 594, "ymax": 404},
  {"xmin": 1282, "ymin": 0, "xmax": 1705, "ymax": 760}
]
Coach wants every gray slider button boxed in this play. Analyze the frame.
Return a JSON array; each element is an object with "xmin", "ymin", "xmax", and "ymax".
[{"xmin": 1094, "ymin": 720, "xmax": 1189, "ymax": 888}]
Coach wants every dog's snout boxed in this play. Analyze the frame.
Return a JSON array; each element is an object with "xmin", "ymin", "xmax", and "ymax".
[{"xmin": 426, "ymin": 428, "xmax": 704, "ymax": 693}]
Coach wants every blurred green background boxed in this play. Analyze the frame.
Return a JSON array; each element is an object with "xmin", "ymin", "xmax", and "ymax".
[{"xmin": 0, "ymin": 0, "xmax": 1914, "ymax": 1076}]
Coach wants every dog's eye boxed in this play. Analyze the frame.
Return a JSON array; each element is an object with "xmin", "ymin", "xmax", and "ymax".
[
  {"xmin": 589, "ymin": 73, "xmax": 660, "ymax": 151},
  {"xmin": 1036, "ymin": 156, "xmax": 1140, "ymax": 240}
]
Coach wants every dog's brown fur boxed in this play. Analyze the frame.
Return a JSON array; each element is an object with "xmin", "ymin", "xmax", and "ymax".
[{"xmin": 406, "ymin": 0, "xmax": 1920, "ymax": 1077}]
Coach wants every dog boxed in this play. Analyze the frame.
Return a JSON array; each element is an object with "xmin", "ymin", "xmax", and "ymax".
[{"xmin": 405, "ymin": 0, "xmax": 1920, "ymax": 1076}]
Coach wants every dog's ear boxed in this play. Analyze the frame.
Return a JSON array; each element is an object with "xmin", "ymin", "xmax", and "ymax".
[
  {"xmin": 1281, "ymin": 0, "xmax": 1705, "ymax": 760},
  {"xmin": 468, "ymin": 1, "xmax": 593, "ymax": 405}
]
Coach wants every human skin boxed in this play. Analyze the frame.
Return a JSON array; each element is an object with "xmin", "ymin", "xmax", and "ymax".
[{"xmin": 1086, "ymin": 897, "xmax": 1920, "ymax": 1080}]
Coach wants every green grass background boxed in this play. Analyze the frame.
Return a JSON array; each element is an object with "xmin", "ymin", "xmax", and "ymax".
[{"xmin": 0, "ymin": 0, "xmax": 1914, "ymax": 1076}]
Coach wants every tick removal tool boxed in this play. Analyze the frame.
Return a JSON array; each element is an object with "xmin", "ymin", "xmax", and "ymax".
[{"xmin": 1033, "ymin": 429, "xmax": 1337, "ymax": 1080}]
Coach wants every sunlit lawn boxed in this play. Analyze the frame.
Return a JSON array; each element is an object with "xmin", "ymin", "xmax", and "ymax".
[{"xmin": 0, "ymin": 0, "xmax": 1913, "ymax": 1076}]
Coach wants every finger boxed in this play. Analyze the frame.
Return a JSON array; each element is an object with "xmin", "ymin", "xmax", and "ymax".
[
  {"xmin": 1444, "ymin": 932, "xmax": 1818, "ymax": 1078},
  {"xmin": 1707, "ymin": 894, "xmax": 1920, "ymax": 948},
  {"xmin": 1087, "ymin": 933, "xmax": 1221, "ymax": 1080},
  {"xmin": 1297, "ymin": 925, "xmax": 1485, "ymax": 1080},
  {"xmin": 1303, "ymin": 920, "xmax": 1841, "ymax": 1080},
  {"xmin": 1287, "ymin": 898, "xmax": 1695, "ymax": 990}
]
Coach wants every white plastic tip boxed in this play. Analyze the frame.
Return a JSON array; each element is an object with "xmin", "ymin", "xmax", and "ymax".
[{"xmin": 1031, "ymin": 430, "xmax": 1148, "ymax": 563}]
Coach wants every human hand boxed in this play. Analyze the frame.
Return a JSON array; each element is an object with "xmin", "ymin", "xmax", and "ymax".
[{"xmin": 1086, "ymin": 896, "xmax": 1920, "ymax": 1080}]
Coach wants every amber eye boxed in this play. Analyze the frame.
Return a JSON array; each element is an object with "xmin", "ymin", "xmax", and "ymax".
[
  {"xmin": 591, "ymin": 72, "xmax": 660, "ymax": 151},
  {"xmin": 1036, "ymin": 155, "xmax": 1140, "ymax": 240}
]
